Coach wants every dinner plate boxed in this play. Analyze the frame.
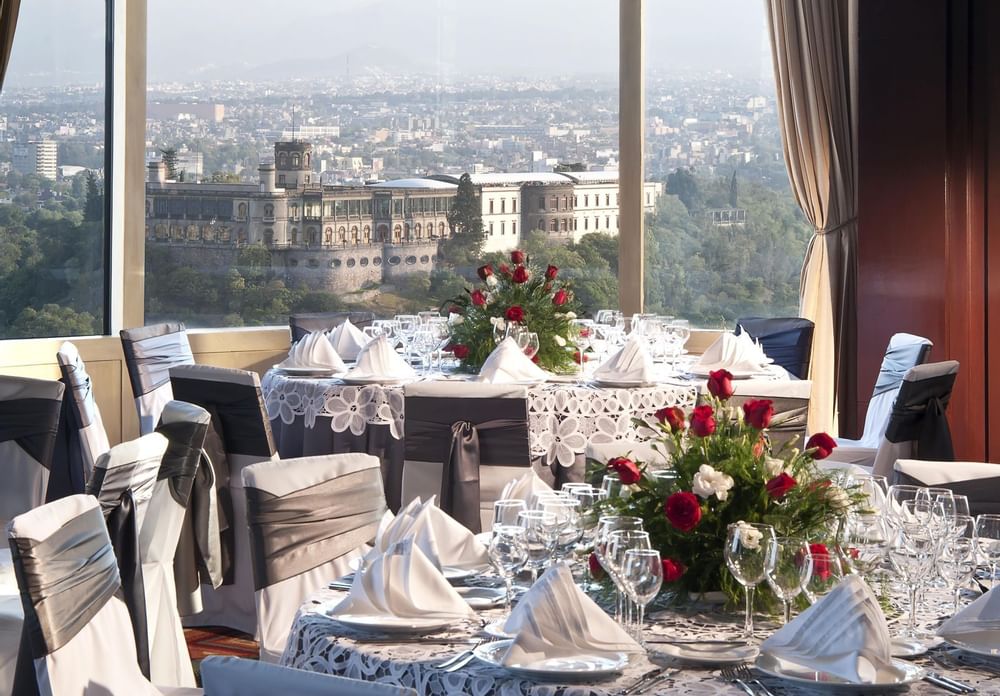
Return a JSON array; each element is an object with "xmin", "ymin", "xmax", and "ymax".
[
  {"xmin": 942, "ymin": 631, "xmax": 1000, "ymax": 658},
  {"xmin": 482, "ymin": 619, "xmax": 515, "ymax": 639},
  {"xmin": 473, "ymin": 639, "xmax": 629, "ymax": 681},
  {"xmin": 456, "ymin": 586, "xmax": 506, "ymax": 609},
  {"xmin": 688, "ymin": 365, "xmax": 771, "ymax": 379},
  {"xmin": 754, "ymin": 653, "xmax": 924, "ymax": 692},
  {"xmin": 339, "ymin": 374, "xmax": 414, "ymax": 385},
  {"xmin": 545, "ymin": 373, "xmax": 581, "ymax": 383},
  {"xmin": 890, "ymin": 636, "xmax": 941, "ymax": 657},
  {"xmin": 330, "ymin": 613, "xmax": 455, "ymax": 635},
  {"xmin": 652, "ymin": 641, "xmax": 759, "ymax": 665},
  {"xmin": 591, "ymin": 378, "xmax": 655, "ymax": 388},
  {"xmin": 347, "ymin": 557, "xmax": 487, "ymax": 581},
  {"xmin": 272, "ymin": 365, "xmax": 342, "ymax": 377}
]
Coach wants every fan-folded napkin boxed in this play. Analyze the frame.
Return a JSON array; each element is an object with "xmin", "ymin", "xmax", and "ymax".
[
  {"xmin": 478, "ymin": 337, "xmax": 548, "ymax": 384},
  {"xmin": 938, "ymin": 585, "xmax": 1000, "ymax": 637},
  {"xmin": 277, "ymin": 331, "xmax": 346, "ymax": 371},
  {"xmin": 501, "ymin": 563, "xmax": 639, "ymax": 665},
  {"xmin": 500, "ymin": 469, "xmax": 552, "ymax": 508},
  {"xmin": 371, "ymin": 496, "xmax": 489, "ymax": 571},
  {"xmin": 346, "ymin": 335, "xmax": 416, "ymax": 380},
  {"xmin": 760, "ymin": 575, "xmax": 903, "ymax": 683},
  {"xmin": 328, "ymin": 318, "xmax": 368, "ymax": 361},
  {"xmin": 332, "ymin": 539, "xmax": 473, "ymax": 620},
  {"xmin": 694, "ymin": 331, "xmax": 771, "ymax": 373},
  {"xmin": 593, "ymin": 334, "xmax": 655, "ymax": 383}
]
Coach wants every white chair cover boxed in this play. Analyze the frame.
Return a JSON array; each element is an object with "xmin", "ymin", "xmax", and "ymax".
[
  {"xmin": 402, "ymin": 382, "xmax": 530, "ymax": 532},
  {"xmin": 55, "ymin": 341, "xmax": 110, "ymax": 491},
  {"xmin": 199, "ymin": 655, "xmax": 416, "ymax": 696},
  {"xmin": 7, "ymin": 495, "xmax": 202, "ymax": 696},
  {"xmin": 169, "ymin": 365, "xmax": 277, "ymax": 635},
  {"xmin": 0, "ymin": 549, "xmax": 20, "ymax": 696},
  {"xmin": 893, "ymin": 459, "xmax": 1000, "ymax": 516},
  {"xmin": 243, "ymin": 453, "xmax": 385, "ymax": 662},
  {"xmin": 0, "ymin": 375, "xmax": 64, "ymax": 528},
  {"xmin": 121, "ymin": 323, "xmax": 195, "ymax": 435}
]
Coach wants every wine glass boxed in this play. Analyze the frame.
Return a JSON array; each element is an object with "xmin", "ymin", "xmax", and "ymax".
[
  {"xmin": 765, "ymin": 537, "xmax": 812, "ymax": 624},
  {"xmin": 594, "ymin": 516, "xmax": 643, "ymax": 610},
  {"xmin": 975, "ymin": 514, "xmax": 1000, "ymax": 588},
  {"xmin": 600, "ymin": 472, "xmax": 623, "ymax": 499},
  {"xmin": 608, "ymin": 530, "xmax": 651, "ymax": 633},
  {"xmin": 568, "ymin": 485, "xmax": 601, "ymax": 547},
  {"xmin": 850, "ymin": 473, "xmax": 888, "ymax": 513},
  {"xmin": 572, "ymin": 319, "xmax": 592, "ymax": 379},
  {"xmin": 938, "ymin": 536, "xmax": 977, "ymax": 615},
  {"xmin": 540, "ymin": 498, "xmax": 582, "ymax": 562},
  {"xmin": 516, "ymin": 331, "xmax": 540, "ymax": 360},
  {"xmin": 725, "ymin": 522, "xmax": 776, "ymax": 641},
  {"xmin": 845, "ymin": 511, "xmax": 890, "ymax": 581},
  {"xmin": 622, "ymin": 548, "xmax": 663, "ymax": 645},
  {"xmin": 488, "ymin": 525, "xmax": 527, "ymax": 615},
  {"xmin": 518, "ymin": 509, "xmax": 558, "ymax": 584},
  {"xmin": 889, "ymin": 522, "xmax": 937, "ymax": 637},
  {"xmin": 493, "ymin": 499, "xmax": 526, "ymax": 529},
  {"xmin": 803, "ymin": 552, "xmax": 843, "ymax": 604},
  {"xmin": 884, "ymin": 485, "xmax": 922, "ymax": 529}
]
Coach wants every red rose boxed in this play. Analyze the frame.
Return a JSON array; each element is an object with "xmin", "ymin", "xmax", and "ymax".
[
  {"xmin": 662, "ymin": 557, "xmax": 687, "ymax": 583},
  {"xmin": 742, "ymin": 399, "xmax": 775, "ymax": 430},
  {"xmin": 706, "ymin": 369, "xmax": 735, "ymax": 399},
  {"xmin": 512, "ymin": 266, "xmax": 530, "ymax": 284},
  {"xmin": 499, "ymin": 263, "xmax": 512, "ymax": 277},
  {"xmin": 477, "ymin": 264, "xmax": 493, "ymax": 281},
  {"xmin": 689, "ymin": 405, "xmax": 716, "ymax": 437},
  {"xmin": 505, "ymin": 305, "xmax": 525, "ymax": 322},
  {"xmin": 572, "ymin": 350, "xmax": 590, "ymax": 363},
  {"xmin": 451, "ymin": 344, "xmax": 469, "ymax": 360},
  {"xmin": 448, "ymin": 305, "xmax": 463, "ymax": 315},
  {"xmin": 664, "ymin": 491, "xmax": 702, "ymax": 532},
  {"xmin": 510, "ymin": 250, "xmax": 526, "ymax": 265},
  {"xmin": 806, "ymin": 432, "xmax": 837, "ymax": 460},
  {"xmin": 553, "ymin": 288, "xmax": 570, "ymax": 306},
  {"xmin": 530, "ymin": 355, "xmax": 540, "ymax": 364},
  {"xmin": 588, "ymin": 552, "xmax": 606, "ymax": 580},
  {"xmin": 607, "ymin": 456, "xmax": 641, "ymax": 485},
  {"xmin": 806, "ymin": 543, "xmax": 832, "ymax": 580},
  {"xmin": 655, "ymin": 406, "xmax": 685, "ymax": 433},
  {"xmin": 545, "ymin": 264, "xmax": 559, "ymax": 280},
  {"xmin": 470, "ymin": 289, "xmax": 487, "ymax": 306},
  {"xmin": 766, "ymin": 472, "xmax": 797, "ymax": 499}
]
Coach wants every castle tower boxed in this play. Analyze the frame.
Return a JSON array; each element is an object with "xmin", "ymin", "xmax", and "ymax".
[
  {"xmin": 258, "ymin": 160, "xmax": 276, "ymax": 192},
  {"xmin": 273, "ymin": 141, "xmax": 313, "ymax": 190}
]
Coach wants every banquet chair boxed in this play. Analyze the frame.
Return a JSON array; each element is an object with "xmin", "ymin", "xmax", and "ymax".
[
  {"xmin": 288, "ymin": 311, "xmax": 376, "ymax": 344},
  {"xmin": 730, "ymin": 379, "xmax": 812, "ymax": 450},
  {"xmin": 200, "ymin": 655, "xmax": 416, "ymax": 696},
  {"xmin": 0, "ymin": 375, "xmax": 64, "ymax": 527},
  {"xmin": 49, "ymin": 341, "xmax": 111, "ymax": 500},
  {"xmin": 735, "ymin": 317, "xmax": 815, "ymax": 380},
  {"xmin": 121, "ymin": 322, "xmax": 195, "ymax": 435},
  {"xmin": 86, "ymin": 432, "xmax": 171, "ymax": 679},
  {"xmin": 169, "ymin": 364, "xmax": 278, "ymax": 635},
  {"xmin": 8, "ymin": 495, "xmax": 202, "ymax": 696},
  {"xmin": 403, "ymin": 382, "xmax": 531, "ymax": 533},
  {"xmin": 244, "ymin": 453, "xmax": 386, "ymax": 662},
  {"xmin": 870, "ymin": 360, "xmax": 960, "ymax": 479},
  {"xmin": 893, "ymin": 459, "xmax": 1000, "ymax": 516}
]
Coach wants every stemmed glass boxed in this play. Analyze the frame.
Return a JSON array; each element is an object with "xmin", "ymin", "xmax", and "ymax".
[
  {"xmin": 725, "ymin": 522, "xmax": 776, "ymax": 641},
  {"xmin": 974, "ymin": 514, "xmax": 1000, "ymax": 588},
  {"xmin": 594, "ymin": 516, "xmax": 643, "ymax": 612},
  {"xmin": 889, "ymin": 518, "xmax": 938, "ymax": 638},
  {"xmin": 845, "ymin": 511, "xmax": 890, "ymax": 582},
  {"xmin": 572, "ymin": 319, "xmax": 592, "ymax": 380},
  {"xmin": 493, "ymin": 499, "xmax": 526, "ymax": 529},
  {"xmin": 885, "ymin": 484, "xmax": 922, "ymax": 528},
  {"xmin": 518, "ymin": 509, "xmax": 558, "ymax": 584},
  {"xmin": 622, "ymin": 548, "xmax": 663, "ymax": 645},
  {"xmin": 568, "ymin": 485, "xmax": 601, "ymax": 549},
  {"xmin": 765, "ymin": 537, "xmax": 812, "ymax": 624},
  {"xmin": 412, "ymin": 327, "xmax": 437, "ymax": 375},
  {"xmin": 803, "ymin": 552, "xmax": 843, "ymax": 604},
  {"xmin": 608, "ymin": 530, "xmax": 651, "ymax": 633},
  {"xmin": 515, "ymin": 331, "xmax": 540, "ymax": 360},
  {"xmin": 938, "ymin": 536, "xmax": 977, "ymax": 615},
  {"xmin": 540, "ymin": 498, "xmax": 582, "ymax": 563},
  {"xmin": 488, "ymin": 525, "xmax": 527, "ymax": 615},
  {"xmin": 600, "ymin": 473, "xmax": 623, "ymax": 499}
]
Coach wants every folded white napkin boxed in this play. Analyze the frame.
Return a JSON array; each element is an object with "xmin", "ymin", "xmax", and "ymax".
[
  {"xmin": 332, "ymin": 539, "xmax": 474, "ymax": 620},
  {"xmin": 372, "ymin": 496, "xmax": 490, "ymax": 571},
  {"xmin": 278, "ymin": 331, "xmax": 347, "ymax": 371},
  {"xmin": 694, "ymin": 332, "xmax": 771, "ymax": 374},
  {"xmin": 761, "ymin": 575, "xmax": 903, "ymax": 683},
  {"xmin": 328, "ymin": 319, "xmax": 368, "ymax": 362},
  {"xmin": 500, "ymin": 469, "xmax": 552, "ymax": 508},
  {"xmin": 346, "ymin": 335, "xmax": 416, "ymax": 381},
  {"xmin": 501, "ymin": 563, "xmax": 639, "ymax": 665},
  {"xmin": 938, "ymin": 585, "xmax": 1000, "ymax": 637},
  {"xmin": 593, "ymin": 334, "xmax": 655, "ymax": 383},
  {"xmin": 478, "ymin": 337, "xmax": 548, "ymax": 384}
]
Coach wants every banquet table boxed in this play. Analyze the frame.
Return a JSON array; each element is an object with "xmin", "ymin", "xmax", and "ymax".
[{"xmin": 281, "ymin": 583, "xmax": 1000, "ymax": 695}]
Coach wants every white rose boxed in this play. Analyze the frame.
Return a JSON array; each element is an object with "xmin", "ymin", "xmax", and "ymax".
[
  {"xmin": 826, "ymin": 485, "xmax": 850, "ymax": 511},
  {"xmin": 691, "ymin": 464, "xmax": 735, "ymax": 501},
  {"xmin": 490, "ymin": 316, "xmax": 506, "ymax": 331},
  {"xmin": 565, "ymin": 311, "xmax": 577, "ymax": 320},
  {"xmin": 736, "ymin": 521, "xmax": 763, "ymax": 550},
  {"xmin": 764, "ymin": 457, "xmax": 785, "ymax": 478},
  {"xmin": 486, "ymin": 274, "xmax": 498, "ymax": 287},
  {"xmin": 449, "ymin": 314, "xmax": 464, "ymax": 326},
  {"xmin": 554, "ymin": 335, "xmax": 567, "ymax": 347}
]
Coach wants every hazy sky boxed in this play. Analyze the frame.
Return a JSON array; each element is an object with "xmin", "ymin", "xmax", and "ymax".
[{"xmin": 4, "ymin": 0, "xmax": 773, "ymax": 88}]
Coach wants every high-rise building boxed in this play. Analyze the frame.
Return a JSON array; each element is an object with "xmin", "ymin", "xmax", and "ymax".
[{"xmin": 12, "ymin": 140, "xmax": 58, "ymax": 180}]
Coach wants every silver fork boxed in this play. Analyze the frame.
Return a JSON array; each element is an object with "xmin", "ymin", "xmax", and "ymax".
[
  {"xmin": 720, "ymin": 665, "xmax": 756, "ymax": 695},
  {"xmin": 434, "ymin": 639, "xmax": 482, "ymax": 670},
  {"xmin": 441, "ymin": 651, "xmax": 477, "ymax": 672},
  {"xmin": 734, "ymin": 663, "xmax": 775, "ymax": 696}
]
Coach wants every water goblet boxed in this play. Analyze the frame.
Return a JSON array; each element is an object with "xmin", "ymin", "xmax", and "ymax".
[
  {"xmin": 765, "ymin": 537, "xmax": 812, "ymax": 624},
  {"xmin": 608, "ymin": 530, "xmax": 651, "ymax": 632},
  {"xmin": 889, "ymin": 522, "xmax": 938, "ymax": 638},
  {"xmin": 518, "ymin": 509, "xmax": 558, "ymax": 584},
  {"xmin": 974, "ymin": 514, "xmax": 1000, "ymax": 588},
  {"xmin": 600, "ymin": 472, "xmax": 623, "ymax": 499},
  {"xmin": 725, "ymin": 522, "xmax": 776, "ymax": 641},
  {"xmin": 593, "ymin": 515, "xmax": 643, "ymax": 603},
  {"xmin": 488, "ymin": 524, "xmax": 527, "ymax": 615},
  {"xmin": 802, "ymin": 552, "xmax": 843, "ymax": 604},
  {"xmin": 516, "ymin": 331, "xmax": 540, "ymax": 360},
  {"xmin": 938, "ymin": 536, "xmax": 977, "ymax": 615},
  {"xmin": 885, "ymin": 485, "xmax": 922, "ymax": 528},
  {"xmin": 622, "ymin": 548, "xmax": 663, "ymax": 645},
  {"xmin": 540, "ymin": 498, "xmax": 582, "ymax": 562},
  {"xmin": 845, "ymin": 511, "xmax": 890, "ymax": 580},
  {"xmin": 493, "ymin": 499, "xmax": 526, "ymax": 529}
]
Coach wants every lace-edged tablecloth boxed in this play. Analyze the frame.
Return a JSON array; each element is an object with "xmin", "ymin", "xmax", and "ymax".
[{"xmin": 261, "ymin": 371, "xmax": 699, "ymax": 467}]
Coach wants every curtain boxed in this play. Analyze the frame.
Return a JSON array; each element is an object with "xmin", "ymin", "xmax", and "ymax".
[
  {"xmin": 0, "ymin": 0, "xmax": 20, "ymax": 93},
  {"xmin": 765, "ymin": 0, "xmax": 858, "ymax": 437}
]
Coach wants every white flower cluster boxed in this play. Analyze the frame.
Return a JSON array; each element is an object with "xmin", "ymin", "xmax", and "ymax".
[
  {"xmin": 691, "ymin": 464, "xmax": 735, "ymax": 501},
  {"xmin": 486, "ymin": 274, "xmax": 498, "ymax": 287},
  {"xmin": 735, "ymin": 520, "xmax": 763, "ymax": 550},
  {"xmin": 553, "ymin": 335, "xmax": 566, "ymax": 347},
  {"xmin": 490, "ymin": 316, "xmax": 506, "ymax": 332},
  {"xmin": 764, "ymin": 457, "xmax": 785, "ymax": 478},
  {"xmin": 825, "ymin": 485, "xmax": 850, "ymax": 511}
]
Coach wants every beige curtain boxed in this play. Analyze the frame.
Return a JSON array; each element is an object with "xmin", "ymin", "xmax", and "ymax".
[
  {"xmin": 0, "ymin": 0, "xmax": 20, "ymax": 93},
  {"xmin": 765, "ymin": 0, "xmax": 858, "ymax": 437}
]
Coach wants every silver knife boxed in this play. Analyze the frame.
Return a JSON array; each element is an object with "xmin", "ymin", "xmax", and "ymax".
[
  {"xmin": 926, "ymin": 671, "xmax": 976, "ymax": 694},
  {"xmin": 924, "ymin": 674, "xmax": 973, "ymax": 694},
  {"xmin": 616, "ymin": 667, "xmax": 663, "ymax": 695}
]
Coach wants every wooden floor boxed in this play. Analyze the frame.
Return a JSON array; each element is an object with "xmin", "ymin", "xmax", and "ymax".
[{"xmin": 185, "ymin": 626, "xmax": 259, "ymax": 671}]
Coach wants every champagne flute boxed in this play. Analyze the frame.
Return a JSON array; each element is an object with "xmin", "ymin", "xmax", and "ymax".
[
  {"xmin": 488, "ymin": 525, "xmax": 528, "ymax": 615},
  {"xmin": 975, "ymin": 514, "xmax": 1000, "ymax": 588},
  {"xmin": 765, "ymin": 537, "xmax": 812, "ymax": 624},
  {"xmin": 725, "ymin": 522, "xmax": 776, "ymax": 641},
  {"xmin": 622, "ymin": 548, "xmax": 663, "ymax": 645}
]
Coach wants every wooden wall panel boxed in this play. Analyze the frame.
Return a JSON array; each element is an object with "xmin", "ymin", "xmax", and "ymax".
[{"xmin": 984, "ymin": 0, "xmax": 1000, "ymax": 461}]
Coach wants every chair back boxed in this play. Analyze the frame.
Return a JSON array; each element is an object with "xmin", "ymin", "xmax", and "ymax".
[
  {"xmin": 120, "ymin": 322, "xmax": 195, "ymax": 434},
  {"xmin": 200, "ymin": 655, "xmax": 418, "ymax": 695},
  {"xmin": 0, "ymin": 375, "xmax": 64, "ymax": 526},
  {"xmin": 403, "ymin": 382, "xmax": 530, "ymax": 533},
  {"xmin": 244, "ymin": 454, "xmax": 385, "ymax": 662},
  {"xmin": 735, "ymin": 317, "xmax": 815, "ymax": 379},
  {"xmin": 872, "ymin": 360, "xmax": 959, "ymax": 478},
  {"xmin": 9, "ymin": 495, "xmax": 153, "ymax": 696},
  {"xmin": 730, "ymin": 379, "xmax": 812, "ymax": 450},
  {"xmin": 893, "ymin": 459, "xmax": 1000, "ymax": 516},
  {"xmin": 169, "ymin": 364, "xmax": 277, "ymax": 634},
  {"xmin": 289, "ymin": 311, "xmax": 376, "ymax": 343}
]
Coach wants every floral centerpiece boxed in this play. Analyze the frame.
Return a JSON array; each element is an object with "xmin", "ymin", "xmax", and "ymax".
[
  {"xmin": 446, "ymin": 250, "xmax": 583, "ymax": 373},
  {"xmin": 591, "ymin": 369, "xmax": 861, "ymax": 601}
]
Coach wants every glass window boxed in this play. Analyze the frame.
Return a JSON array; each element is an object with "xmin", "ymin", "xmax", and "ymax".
[{"xmin": 0, "ymin": 0, "xmax": 109, "ymax": 338}]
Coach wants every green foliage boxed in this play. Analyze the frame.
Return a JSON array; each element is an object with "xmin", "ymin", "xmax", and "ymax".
[
  {"xmin": 84, "ymin": 172, "xmax": 103, "ymax": 222},
  {"xmin": 441, "ymin": 173, "xmax": 484, "ymax": 267},
  {"xmin": 160, "ymin": 147, "xmax": 179, "ymax": 179},
  {"xmin": 11, "ymin": 304, "xmax": 98, "ymax": 338}
]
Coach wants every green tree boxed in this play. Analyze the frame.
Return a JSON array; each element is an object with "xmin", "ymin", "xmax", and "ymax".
[
  {"xmin": 666, "ymin": 167, "xmax": 704, "ymax": 214},
  {"xmin": 729, "ymin": 171, "xmax": 739, "ymax": 208},
  {"xmin": 9, "ymin": 304, "xmax": 98, "ymax": 339},
  {"xmin": 84, "ymin": 172, "xmax": 103, "ymax": 222},
  {"xmin": 442, "ymin": 173, "xmax": 484, "ymax": 268},
  {"xmin": 160, "ymin": 147, "xmax": 179, "ymax": 179}
]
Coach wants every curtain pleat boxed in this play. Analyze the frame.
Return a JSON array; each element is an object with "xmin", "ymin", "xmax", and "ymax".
[
  {"xmin": 765, "ymin": 0, "xmax": 858, "ymax": 436},
  {"xmin": 0, "ymin": 0, "xmax": 21, "ymax": 93}
]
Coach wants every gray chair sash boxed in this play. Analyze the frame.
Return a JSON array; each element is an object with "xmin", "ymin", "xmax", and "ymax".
[
  {"xmin": 155, "ymin": 418, "xmax": 210, "ymax": 507},
  {"xmin": 405, "ymin": 396, "xmax": 530, "ymax": 533},
  {"xmin": 121, "ymin": 324, "xmax": 193, "ymax": 397},
  {"xmin": 873, "ymin": 340, "xmax": 932, "ymax": 397},
  {"xmin": 893, "ymin": 471, "xmax": 1000, "ymax": 516},
  {"xmin": 169, "ymin": 377, "xmax": 275, "ymax": 458},
  {"xmin": 884, "ymin": 373, "xmax": 956, "ymax": 461},
  {"xmin": 0, "ymin": 397, "xmax": 62, "ymax": 468},
  {"xmin": 245, "ymin": 469, "xmax": 386, "ymax": 590}
]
